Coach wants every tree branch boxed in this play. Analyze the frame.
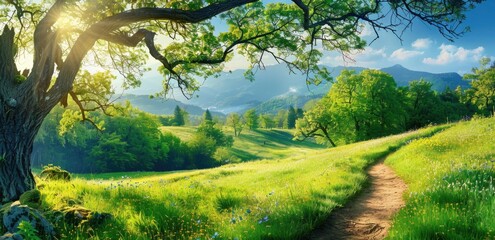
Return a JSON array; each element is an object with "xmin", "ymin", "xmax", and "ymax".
[{"xmin": 46, "ymin": 0, "xmax": 258, "ymax": 107}]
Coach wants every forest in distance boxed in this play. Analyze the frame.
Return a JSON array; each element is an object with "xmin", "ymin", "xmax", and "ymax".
[{"xmin": 33, "ymin": 57, "xmax": 495, "ymax": 173}]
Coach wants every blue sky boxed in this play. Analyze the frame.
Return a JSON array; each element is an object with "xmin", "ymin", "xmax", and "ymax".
[
  {"xmin": 127, "ymin": 1, "xmax": 495, "ymax": 95},
  {"xmin": 317, "ymin": 1, "xmax": 495, "ymax": 74},
  {"xmin": 218, "ymin": 1, "xmax": 495, "ymax": 74}
]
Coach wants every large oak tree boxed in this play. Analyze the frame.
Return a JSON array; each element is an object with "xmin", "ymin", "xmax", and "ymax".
[{"xmin": 0, "ymin": 0, "xmax": 484, "ymax": 202}]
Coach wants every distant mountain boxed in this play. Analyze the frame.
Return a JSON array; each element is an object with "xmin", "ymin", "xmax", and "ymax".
[
  {"xmin": 115, "ymin": 94, "xmax": 224, "ymax": 116},
  {"xmin": 380, "ymin": 64, "xmax": 468, "ymax": 91},
  {"xmin": 174, "ymin": 64, "xmax": 466, "ymax": 114},
  {"xmin": 179, "ymin": 65, "xmax": 365, "ymax": 113},
  {"xmin": 254, "ymin": 93, "xmax": 323, "ymax": 114}
]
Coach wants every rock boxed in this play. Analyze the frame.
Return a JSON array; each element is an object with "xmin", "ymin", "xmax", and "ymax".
[
  {"xmin": 39, "ymin": 165, "xmax": 70, "ymax": 181},
  {"xmin": 61, "ymin": 197, "xmax": 82, "ymax": 207},
  {"xmin": 59, "ymin": 206, "xmax": 113, "ymax": 227},
  {"xmin": 0, "ymin": 232, "xmax": 23, "ymax": 240},
  {"xmin": 19, "ymin": 190, "xmax": 41, "ymax": 209},
  {"xmin": 84, "ymin": 212, "xmax": 113, "ymax": 227},
  {"xmin": 2, "ymin": 202, "xmax": 55, "ymax": 239},
  {"xmin": 61, "ymin": 206, "xmax": 91, "ymax": 226}
]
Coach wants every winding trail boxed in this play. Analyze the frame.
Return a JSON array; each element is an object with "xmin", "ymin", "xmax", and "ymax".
[{"xmin": 309, "ymin": 158, "xmax": 406, "ymax": 240}]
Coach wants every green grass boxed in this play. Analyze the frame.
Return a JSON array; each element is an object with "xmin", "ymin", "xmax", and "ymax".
[
  {"xmin": 39, "ymin": 126, "xmax": 444, "ymax": 239},
  {"xmin": 386, "ymin": 117, "xmax": 495, "ymax": 239},
  {"xmin": 161, "ymin": 126, "xmax": 324, "ymax": 161}
]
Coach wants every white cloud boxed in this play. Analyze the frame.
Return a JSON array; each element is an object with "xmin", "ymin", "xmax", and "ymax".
[
  {"xmin": 322, "ymin": 47, "xmax": 388, "ymax": 68},
  {"xmin": 412, "ymin": 38, "xmax": 433, "ymax": 49},
  {"xmin": 423, "ymin": 44, "xmax": 484, "ymax": 65},
  {"xmin": 390, "ymin": 48, "xmax": 423, "ymax": 60}
]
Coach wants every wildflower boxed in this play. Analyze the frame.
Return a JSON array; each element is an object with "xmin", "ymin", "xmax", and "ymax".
[
  {"xmin": 212, "ymin": 232, "xmax": 219, "ymax": 239},
  {"xmin": 246, "ymin": 209, "xmax": 251, "ymax": 214},
  {"xmin": 258, "ymin": 216, "xmax": 269, "ymax": 224}
]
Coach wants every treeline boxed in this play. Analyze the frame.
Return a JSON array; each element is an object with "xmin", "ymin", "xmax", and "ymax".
[
  {"xmin": 32, "ymin": 105, "xmax": 234, "ymax": 173},
  {"xmin": 294, "ymin": 58, "xmax": 495, "ymax": 146}
]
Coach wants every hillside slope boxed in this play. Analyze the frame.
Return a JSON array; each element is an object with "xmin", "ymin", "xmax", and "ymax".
[
  {"xmin": 40, "ymin": 125, "xmax": 445, "ymax": 239},
  {"xmin": 386, "ymin": 117, "xmax": 495, "ymax": 239},
  {"xmin": 160, "ymin": 126, "xmax": 324, "ymax": 161}
]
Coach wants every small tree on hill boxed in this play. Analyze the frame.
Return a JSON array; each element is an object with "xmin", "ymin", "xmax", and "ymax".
[
  {"xmin": 287, "ymin": 106, "xmax": 297, "ymax": 129},
  {"xmin": 227, "ymin": 113, "xmax": 244, "ymax": 137},
  {"xmin": 173, "ymin": 105, "xmax": 185, "ymax": 126},
  {"xmin": 244, "ymin": 109, "xmax": 259, "ymax": 130},
  {"xmin": 259, "ymin": 114, "xmax": 275, "ymax": 129},
  {"xmin": 203, "ymin": 109, "xmax": 213, "ymax": 124}
]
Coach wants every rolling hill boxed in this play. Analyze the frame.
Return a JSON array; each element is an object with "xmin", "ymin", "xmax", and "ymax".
[
  {"xmin": 174, "ymin": 64, "xmax": 467, "ymax": 113},
  {"xmin": 121, "ymin": 64, "xmax": 468, "ymax": 115},
  {"xmin": 114, "ymin": 94, "xmax": 224, "ymax": 116}
]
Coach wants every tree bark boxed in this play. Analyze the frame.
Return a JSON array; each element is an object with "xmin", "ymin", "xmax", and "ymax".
[
  {"xmin": 0, "ymin": 126, "xmax": 38, "ymax": 203},
  {"xmin": 0, "ymin": 26, "xmax": 49, "ymax": 203}
]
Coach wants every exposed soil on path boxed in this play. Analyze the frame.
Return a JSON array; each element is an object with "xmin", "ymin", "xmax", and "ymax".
[{"xmin": 308, "ymin": 159, "xmax": 407, "ymax": 240}]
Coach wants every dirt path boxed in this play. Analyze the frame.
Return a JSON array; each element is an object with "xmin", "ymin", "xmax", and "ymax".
[{"xmin": 309, "ymin": 159, "xmax": 407, "ymax": 240}]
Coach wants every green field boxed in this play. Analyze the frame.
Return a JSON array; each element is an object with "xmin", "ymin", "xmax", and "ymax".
[
  {"xmin": 39, "ymin": 126, "xmax": 442, "ymax": 239},
  {"xmin": 37, "ymin": 118, "xmax": 495, "ymax": 239},
  {"xmin": 161, "ymin": 126, "xmax": 324, "ymax": 161}
]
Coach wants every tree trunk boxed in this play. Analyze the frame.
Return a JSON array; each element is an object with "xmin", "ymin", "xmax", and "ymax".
[
  {"xmin": 0, "ymin": 26, "xmax": 50, "ymax": 203},
  {"xmin": 0, "ymin": 80, "xmax": 47, "ymax": 203},
  {"xmin": 0, "ymin": 89, "xmax": 51, "ymax": 203},
  {"xmin": 0, "ymin": 132, "xmax": 36, "ymax": 203}
]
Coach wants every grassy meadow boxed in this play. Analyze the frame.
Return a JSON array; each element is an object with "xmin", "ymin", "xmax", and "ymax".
[
  {"xmin": 38, "ymin": 126, "xmax": 445, "ymax": 239},
  {"xmin": 386, "ymin": 117, "xmax": 495, "ymax": 239},
  {"xmin": 161, "ymin": 127, "xmax": 324, "ymax": 161}
]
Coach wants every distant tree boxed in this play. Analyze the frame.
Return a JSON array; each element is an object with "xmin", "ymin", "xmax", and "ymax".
[
  {"xmin": 191, "ymin": 121, "xmax": 234, "ymax": 168},
  {"xmin": 438, "ymin": 87, "xmax": 476, "ymax": 121},
  {"xmin": 181, "ymin": 108, "xmax": 190, "ymax": 125},
  {"xmin": 227, "ymin": 113, "xmax": 244, "ymax": 137},
  {"xmin": 287, "ymin": 106, "xmax": 297, "ymax": 129},
  {"xmin": 203, "ymin": 109, "xmax": 213, "ymax": 123},
  {"xmin": 294, "ymin": 97, "xmax": 337, "ymax": 146},
  {"xmin": 296, "ymin": 108, "xmax": 304, "ymax": 119},
  {"xmin": 158, "ymin": 115, "xmax": 175, "ymax": 126},
  {"xmin": 464, "ymin": 57, "xmax": 495, "ymax": 116},
  {"xmin": 404, "ymin": 79, "xmax": 442, "ymax": 129},
  {"xmin": 275, "ymin": 110, "xmax": 288, "ymax": 128},
  {"xmin": 89, "ymin": 133, "xmax": 136, "ymax": 172},
  {"xmin": 196, "ymin": 121, "xmax": 234, "ymax": 148},
  {"xmin": 244, "ymin": 109, "xmax": 259, "ymax": 130},
  {"xmin": 173, "ymin": 105, "xmax": 185, "ymax": 126},
  {"xmin": 259, "ymin": 114, "xmax": 276, "ymax": 129}
]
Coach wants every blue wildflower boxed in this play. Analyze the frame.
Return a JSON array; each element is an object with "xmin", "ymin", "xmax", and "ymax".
[{"xmin": 258, "ymin": 216, "xmax": 269, "ymax": 224}]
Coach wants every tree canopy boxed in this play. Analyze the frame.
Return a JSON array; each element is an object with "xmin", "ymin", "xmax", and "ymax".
[{"xmin": 464, "ymin": 57, "xmax": 495, "ymax": 116}]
